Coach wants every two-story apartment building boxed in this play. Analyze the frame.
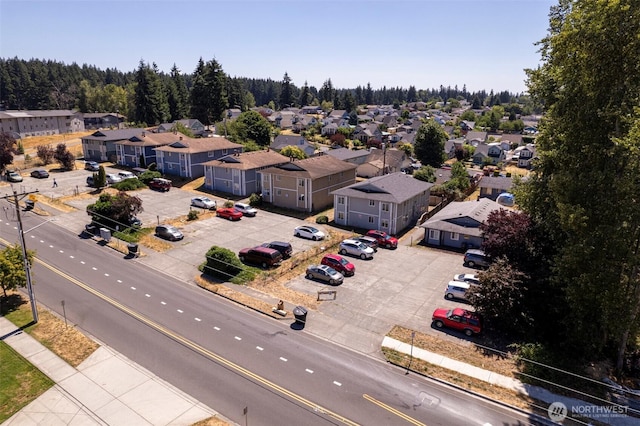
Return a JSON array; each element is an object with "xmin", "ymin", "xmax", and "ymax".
[
  {"xmin": 1, "ymin": 109, "xmax": 85, "ymax": 138},
  {"xmin": 82, "ymin": 128, "xmax": 145, "ymax": 162},
  {"xmin": 332, "ymin": 172, "xmax": 433, "ymax": 235},
  {"xmin": 259, "ymin": 154, "xmax": 357, "ymax": 212},
  {"xmin": 115, "ymin": 131, "xmax": 179, "ymax": 168}
]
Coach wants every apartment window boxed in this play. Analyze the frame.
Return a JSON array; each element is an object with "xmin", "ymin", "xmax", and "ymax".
[
  {"xmin": 429, "ymin": 229, "xmax": 440, "ymax": 240},
  {"xmin": 338, "ymin": 212, "xmax": 344, "ymax": 220},
  {"xmin": 338, "ymin": 196, "xmax": 344, "ymax": 205},
  {"xmin": 222, "ymin": 149, "xmax": 228, "ymax": 155},
  {"xmin": 381, "ymin": 219, "xmax": 389, "ymax": 228},
  {"xmin": 277, "ymin": 189, "xmax": 282, "ymax": 196},
  {"xmin": 298, "ymin": 194, "xmax": 305, "ymax": 201},
  {"xmin": 264, "ymin": 190, "xmax": 270, "ymax": 197},
  {"xmin": 208, "ymin": 151, "xmax": 215, "ymax": 157},
  {"xmin": 368, "ymin": 216, "xmax": 374, "ymax": 224},
  {"xmin": 298, "ymin": 179, "xmax": 305, "ymax": 187},
  {"xmin": 225, "ymin": 181, "xmax": 230, "ymax": 187},
  {"xmin": 369, "ymin": 200, "xmax": 375, "ymax": 206},
  {"xmin": 450, "ymin": 232, "xmax": 459, "ymax": 241},
  {"xmin": 382, "ymin": 203, "xmax": 389, "ymax": 212},
  {"xmin": 276, "ymin": 175, "xmax": 281, "ymax": 181}
]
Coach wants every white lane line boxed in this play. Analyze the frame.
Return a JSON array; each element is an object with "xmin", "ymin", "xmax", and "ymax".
[
  {"xmin": 130, "ymin": 286, "xmax": 136, "ymax": 290},
  {"xmin": 80, "ymin": 261, "xmax": 85, "ymax": 265},
  {"xmin": 104, "ymin": 273, "xmax": 109, "ymax": 277},
  {"xmin": 177, "ymin": 309, "xmax": 183, "ymax": 313},
  {"xmin": 145, "ymin": 294, "xmax": 150, "ymax": 298},
  {"xmin": 69, "ymin": 255, "xmax": 74, "ymax": 259},
  {"xmin": 256, "ymin": 346, "xmax": 264, "ymax": 351},
  {"xmin": 59, "ymin": 250, "xmax": 64, "ymax": 253},
  {"xmin": 117, "ymin": 279, "xmax": 122, "ymax": 283},
  {"xmin": 280, "ymin": 357, "xmax": 288, "ymax": 362},
  {"xmin": 306, "ymin": 369, "xmax": 314, "ymax": 374},
  {"xmin": 39, "ymin": 240, "xmax": 44, "ymax": 243},
  {"xmin": 234, "ymin": 336, "xmax": 242, "ymax": 341},
  {"xmin": 333, "ymin": 381, "xmax": 342, "ymax": 387},
  {"xmin": 161, "ymin": 301, "xmax": 166, "ymax": 305},
  {"xmin": 194, "ymin": 317, "xmax": 201, "ymax": 322},
  {"xmin": 213, "ymin": 326, "xmax": 220, "ymax": 331},
  {"xmin": 49, "ymin": 245, "xmax": 53, "ymax": 248},
  {"xmin": 92, "ymin": 267, "xmax": 97, "ymax": 270}
]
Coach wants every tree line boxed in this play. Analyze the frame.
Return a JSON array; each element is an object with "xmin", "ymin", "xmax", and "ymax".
[{"xmin": 0, "ymin": 56, "xmax": 538, "ymax": 127}]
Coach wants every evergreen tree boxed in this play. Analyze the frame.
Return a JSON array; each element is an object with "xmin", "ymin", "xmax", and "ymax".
[
  {"xmin": 133, "ymin": 60, "xmax": 169, "ymax": 125},
  {"xmin": 279, "ymin": 72, "xmax": 293, "ymax": 108},
  {"xmin": 299, "ymin": 81, "xmax": 311, "ymax": 106},
  {"xmin": 190, "ymin": 58, "xmax": 209, "ymax": 124}
]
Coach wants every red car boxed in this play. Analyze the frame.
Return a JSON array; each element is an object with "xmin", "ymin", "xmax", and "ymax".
[
  {"xmin": 366, "ymin": 230, "xmax": 398, "ymax": 249},
  {"xmin": 321, "ymin": 254, "xmax": 355, "ymax": 276},
  {"xmin": 216, "ymin": 207, "xmax": 243, "ymax": 221},
  {"xmin": 147, "ymin": 178, "xmax": 171, "ymax": 192},
  {"xmin": 432, "ymin": 307, "xmax": 482, "ymax": 336}
]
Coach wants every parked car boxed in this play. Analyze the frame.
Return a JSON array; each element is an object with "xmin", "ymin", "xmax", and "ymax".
[
  {"xmin": 453, "ymin": 273, "xmax": 480, "ymax": 286},
  {"xmin": 432, "ymin": 307, "xmax": 482, "ymax": 336},
  {"xmin": 118, "ymin": 171, "xmax": 137, "ymax": 180},
  {"xmin": 366, "ymin": 230, "xmax": 398, "ymax": 249},
  {"xmin": 234, "ymin": 202, "xmax": 257, "ymax": 217},
  {"xmin": 105, "ymin": 173, "xmax": 122, "ymax": 184},
  {"xmin": 238, "ymin": 246, "xmax": 283, "ymax": 268},
  {"xmin": 352, "ymin": 235, "xmax": 378, "ymax": 252},
  {"xmin": 445, "ymin": 281, "xmax": 472, "ymax": 301},
  {"xmin": 147, "ymin": 177, "xmax": 171, "ymax": 192},
  {"xmin": 260, "ymin": 241, "xmax": 293, "ymax": 258},
  {"xmin": 30, "ymin": 169, "xmax": 49, "ymax": 179},
  {"xmin": 216, "ymin": 207, "xmax": 243, "ymax": 220},
  {"xmin": 84, "ymin": 161, "xmax": 100, "ymax": 171},
  {"xmin": 191, "ymin": 196, "xmax": 217, "ymax": 210},
  {"xmin": 321, "ymin": 254, "xmax": 355, "ymax": 276},
  {"xmin": 463, "ymin": 249, "xmax": 490, "ymax": 268},
  {"xmin": 5, "ymin": 170, "xmax": 23, "ymax": 182},
  {"xmin": 339, "ymin": 239, "xmax": 375, "ymax": 259},
  {"xmin": 86, "ymin": 176, "xmax": 96, "ymax": 187},
  {"xmin": 294, "ymin": 225, "xmax": 325, "ymax": 241},
  {"xmin": 155, "ymin": 225, "xmax": 184, "ymax": 241},
  {"xmin": 305, "ymin": 264, "xmax": 344, "ymax": 285}
]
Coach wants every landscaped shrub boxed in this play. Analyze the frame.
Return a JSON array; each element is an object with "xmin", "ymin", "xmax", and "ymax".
[
  {"xmin": 111, "ymin": 178, "xmax": 146, "ymax": 191},
  {"xmin": 223, "ymin": 200, "xmax": 234, "ymax": 208},
  {"xmin": 187, "ymin": 210, "xmax": 199, "ymax": 221},
  {"xmin": 199, "ymin": 246, "xmax": 245, "ymax": 282},
  {"xmin": 249, "ymin": 193, "xmax": 262, "ymax": 206},
  {"xmin": 316, "ymin": 215, "xmax": 328, "ymax": 224},
  {"xmin": 138, "ymin": 170, "xmax": 161, "ymax": 184}
]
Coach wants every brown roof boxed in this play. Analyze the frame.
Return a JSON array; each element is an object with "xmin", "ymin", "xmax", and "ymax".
[
  {"xmin": 202, "ymin": 150, "xmax": 289, "ymax": 170},
  {"xmin": 154, "ymin": 135, "xmax": 242, "ymax": 153},
  {"xmin": 115, "ymin": 131, "xmax": 187, "ymax": 147},
  {"xmin": 260, "ymin": 154, "xmax": 357, "ymax": 179}
]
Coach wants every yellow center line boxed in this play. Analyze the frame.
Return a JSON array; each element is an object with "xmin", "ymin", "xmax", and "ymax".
[
  {"xmin": 363, "ymin": 394, "xmax": 426, "ymax": 426},
  {"xmin": 34, "ymin": 257, "xmax": 360, "ymax": 426}
]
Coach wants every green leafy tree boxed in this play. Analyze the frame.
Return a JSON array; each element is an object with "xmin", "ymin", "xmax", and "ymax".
[
  {"xmin": 54, "ymin": 143, "xmax": 75, "ymax": 170},
  {"xmin": 0, "ymin": 132, "xmax": 16, "ymax": 171},
  {"xmin": 199, "ymin": 246, "xmax": 243, "ymax": 280},
  {"xmin": 86, "ymin": 191, "xmax": 143, "ymax": 229},
  {"xmin": 413, "ymin": 166, "xmax": 435, "ymax": 182},
  {"xmin": 413, "ymin": 119, "xmax": 447, "ymax": 168},
  {"xmin": 396, "ymin": 142, "xmax": 414, "ymax": 157},
  {"xmin": 231, "ymin": 110, "xmax": 272, "ymax": 146},
  {"xmin": 520, "ymin": 0, "xmax": 640, "ymax": 369},
  {"xmin": 170, "ymin": 122, "xmax": 195, "ymax": 138},
  {"xmin": 279, "ymin": 145, "xmax": 307, "ymax": 160},
  {"xmin": 0, "ymin": 244, "xmax": 35, "ymax": 299}
]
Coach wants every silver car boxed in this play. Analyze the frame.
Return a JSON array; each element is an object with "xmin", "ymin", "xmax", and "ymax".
[
  {"xmin": 155, "ymin": 225, "xmax": 184, "ymax": 241},
  {"xmin": 191, "ymin": 196, "xmax": 217, "ymax": 210},
  {"xmin": 234, "ymin": 202, "xmax": 257, "ymax": 217},
  {"xmin": 305, "ymin": 264, "xmax": 344, "ymax": 285},
  {"xmin": 339, "ymin": 239, "xmax": 375, "ymax": 259}
]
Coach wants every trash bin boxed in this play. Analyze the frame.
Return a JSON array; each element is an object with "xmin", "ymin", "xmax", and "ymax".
[
  {"xmin": 25, "ymin": 200, "xmax": 34, "ymax": 210},
  {"xmin": 127, "ymin": 243, "xmax": 139, "ymax": 256},
  {"xmin": 99, "ymin": 228, "xmax": 111, "ymax": 242},
  {"xmin": 293, "ymin": 306, "xmax": 307, "ymax": 324},
  {"xmin": 85, "ymin": 224, "xmax": 97, "ymax": 235}
]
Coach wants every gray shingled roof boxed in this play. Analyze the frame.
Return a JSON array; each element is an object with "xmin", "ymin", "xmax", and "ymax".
[
  {"xmin": 419, "ymin": 198, "xmax": 503, "ymax": 236},
  {"xmin": 82, "ymin": 128, "xmax": 145, "ymax": 141},
  {"xmin": 260, "ymin": 154, "xmax": 356, "ymax": 179},
  {"xmin": 202, "ymin": 150, "xmax": 289, "ymax": 170},
  {"xmin": 331, "ymin": 172, "xmax": 433, "ymax": 203},
  {"xmin": 326, "ymin": 148, "xmax": 370, "ymax": 161}
]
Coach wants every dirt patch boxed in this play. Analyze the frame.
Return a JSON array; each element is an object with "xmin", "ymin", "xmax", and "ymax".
[{"xmin": 191, "ymin": 416, "xmax": 231, "ymax": 426}]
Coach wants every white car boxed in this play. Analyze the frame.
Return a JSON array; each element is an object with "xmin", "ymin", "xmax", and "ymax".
[
  {"xmin": 118, "ymin": 171, "xmax": 137, "ymax": 180},
  {"xmin": 453, "ymin": 273, "xmax": 480, "ymax": 286},
  {"xmin": 106, "ymin": 174, "xmax": 122, "ymax": 184},
  {"xmin": 339, "ymin": 239, "xmax": 375, "ymax": 259},
  {"xmin": 294, "ymin": 225, "xmax": 325, "ymax": 241},
  {"xmin": 191, "ymin": 196, "xmax": 217, "ymax": 210},
  {"xmin": 234, "ymin": 202, "xmax": 257, "ymax": 217}
]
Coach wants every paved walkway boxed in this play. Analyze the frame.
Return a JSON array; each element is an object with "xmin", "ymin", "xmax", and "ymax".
[{"xmin": 0, "ymin": 317, "xmax": 221, "ymax": 426}]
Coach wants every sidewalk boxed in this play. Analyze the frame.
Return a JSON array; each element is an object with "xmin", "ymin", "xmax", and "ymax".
[{"xmin": 0, "ymin": 317, "xmax": 222, "ymax": 426}]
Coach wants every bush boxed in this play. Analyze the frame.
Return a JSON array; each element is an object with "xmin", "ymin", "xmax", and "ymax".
[
  {"xmin": 249, "ymin": 193, "xmax": 262, "ymax": 206},
  {"xmin": 199, "ymin": 246, "xmax": 244, "ymax": 281},
  {"xmin": 223, "ymin": 200, "xmax": 234, "ymax": 208},
  {"xmin": 316, "ymin": 215, "xmax": 328, "ymax": 224},
  {"xmin": 187, "ymin": 210, "xmax": 199, "ymax": 221},
  {"xmin": 138, "ymin": 170, "xmax": 161, "ymax": 184},
  {"xmin": 111, "ymin": 178, "xmax": 146, "ymax": 191}
]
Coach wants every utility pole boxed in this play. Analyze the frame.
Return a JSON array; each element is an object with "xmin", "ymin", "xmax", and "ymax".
[{"xmin": 1, "ymin": 189, "xmax": 39, "ymax": 323}]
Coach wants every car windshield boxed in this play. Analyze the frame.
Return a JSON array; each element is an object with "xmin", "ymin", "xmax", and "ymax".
[
  {"xmin": 339, "ymin": 258, "xmax": 348, "ymax": 265},
  {"xmin": 325, "ymin": 267, "xmax": 337, "ymax": 274},
  {"xmin": 307, "ymin": 227, "xmax": 319, "ymax": 233},
  {"xmin": 201, "ymin": 197, "xmax": 211, "ymax": 202}
]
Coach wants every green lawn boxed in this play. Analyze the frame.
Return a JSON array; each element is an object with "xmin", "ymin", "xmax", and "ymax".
[{"xmin": 0, "ymin": 341, "xmax": 54, "ymax": 422}]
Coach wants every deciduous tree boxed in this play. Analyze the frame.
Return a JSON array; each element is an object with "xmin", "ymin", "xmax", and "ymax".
[
  {"xmin": 0, "ymin": 245, "xmax": 35, "ymax": 299},
  {"xmin": 413, "ymin": 119, "xmax": 447, "ymax": 168}
]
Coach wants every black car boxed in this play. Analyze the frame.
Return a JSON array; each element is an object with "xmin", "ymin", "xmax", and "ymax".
[
  {"xmin": 353, "ymin": 235, "xmax": 379, "ymax": 252},
  {"xmin": 31, "ymin": 169, "xmax": 49, "ymax": 179},
  {"xmin": 261, "ymin": 241, "xmax": 293, "ymax": 258}
]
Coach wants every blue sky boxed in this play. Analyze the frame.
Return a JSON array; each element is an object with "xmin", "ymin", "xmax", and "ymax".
[{"xmin": 0, "ymin": 0, "xmax": 556, "ymax": 94}]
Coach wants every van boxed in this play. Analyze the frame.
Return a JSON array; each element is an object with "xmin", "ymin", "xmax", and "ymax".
[
  {"xmin": 238, "ymin": 246, "xmax": 283, "ymax": 268},
  {"xmin": 463, "ymin": 249, "xmax": 490, "ymax": 268},
  {"xmin": 445, "ymin": 281, "xmax": 471, "ymax": 301}
]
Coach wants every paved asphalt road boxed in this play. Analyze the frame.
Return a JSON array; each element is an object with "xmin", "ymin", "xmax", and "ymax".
[{"xmin": 0, "ymin": 202, "xmax": 541, "ymax": 425}]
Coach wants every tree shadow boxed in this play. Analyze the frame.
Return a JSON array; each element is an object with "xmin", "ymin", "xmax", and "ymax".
[{"xmin": 0, "ymin": 293, "xmax": 27, "ymax": 316}]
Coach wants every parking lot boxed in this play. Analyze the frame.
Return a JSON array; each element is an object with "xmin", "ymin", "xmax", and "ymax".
[{"xmin": 3, "ymin": 164, "xmax": 480, "ymax": 354}]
